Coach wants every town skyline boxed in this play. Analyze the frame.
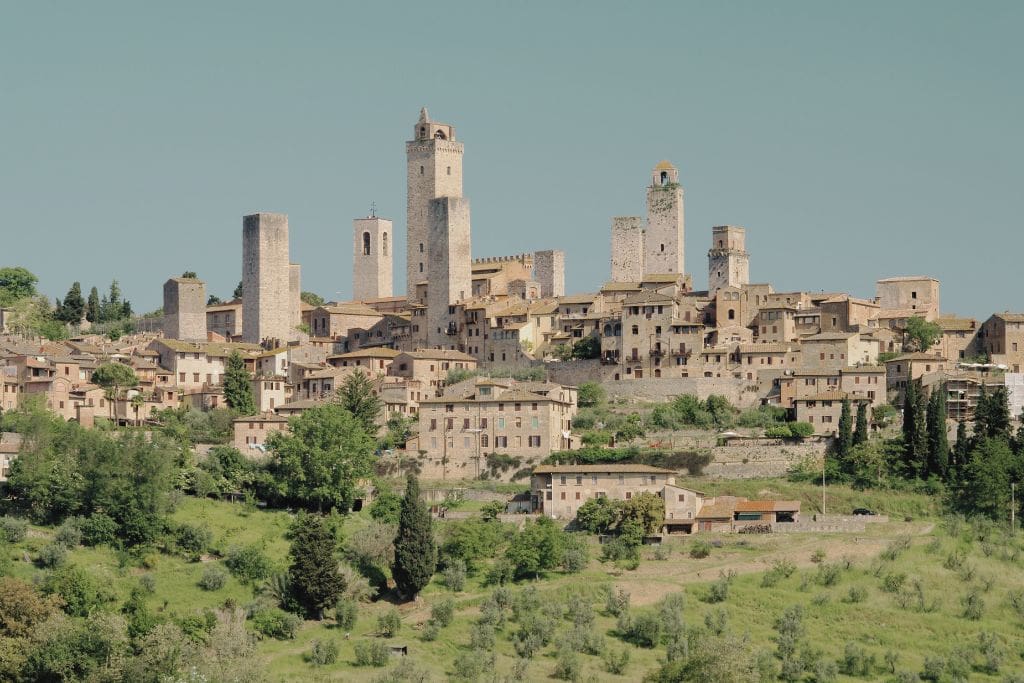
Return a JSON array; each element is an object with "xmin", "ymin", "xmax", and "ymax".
[{"xmin": 3, "ymin": 2, "xmax": 1022, "ymax": 317}]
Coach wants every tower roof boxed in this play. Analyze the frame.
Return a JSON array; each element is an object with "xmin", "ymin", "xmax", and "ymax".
[
  {"xmin": 419, "ymin": 107, "xmax": 430, "ymax": 123},
  {"xmin": 654, "ymin": 160, "xmax": 676, "ymax": 171}
]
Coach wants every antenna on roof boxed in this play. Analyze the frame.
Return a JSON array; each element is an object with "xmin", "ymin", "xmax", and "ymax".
[{"xmin": 370, "ymin": 202, "xmax": 376, "ymax": 218}]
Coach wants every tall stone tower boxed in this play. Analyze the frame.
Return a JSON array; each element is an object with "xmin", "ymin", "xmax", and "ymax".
[
  {"xmin": 611, "ymin": 216, "xmax": 645, "ymax": 282},
  {"xmin": 353, "ymin": 215, "xmax": 394, "ymax": 300},
  {"xmin": 533, "ymin": 249, "xmax": 565, "ymax": 298},
  {"xmin": 163, "ymin": 277, "xmax": 206, "ymax": 341},
  {"xmin": 426, "ymin": 197, "xmax": 472, "ymax": 349},
  {"xmin": 406, "ymin": 108, "xmax": 463, "ymax": 300},
  {"xmin": 645, "ymin": 161, "xmax": 684, "ymax": 275},
  {"xmin": 289, "ymin": 263, "xmax": 302, "ymax": 334},
  {"xmin": 242, "ymin": 212, "xmax": 291, "ymax": 345},
  {"xmin": 707, "ymin": 225, "xmax": 749, "ymax": 296}
]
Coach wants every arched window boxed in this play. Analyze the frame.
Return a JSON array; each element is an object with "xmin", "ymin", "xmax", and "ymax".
[
  {"xmin": 603, "ymin": 324, "xmax": 612, "ymax": 336},
  {"xmin": 362, "ymin": 232, "xmax": 371, "ymax": 256},
  {"xmin": 718, "ymin": 240, "xmax": 724, "ymax": 248},
  {"xmin": 419, "ymin": 243, "xmax": 424, "ymax": 253},
  {"xmin": 434, "ymin": 130, "xmax": 447, "ymax": 140},
  {"xmin": 382, "ymin": 232, "xmax": 388, "ymax": 256},
  {"xmin": 614, "ymin": 324, "xmax": 622, "ymax": 336},
  {"xmin": 728, "ymin": 309, "xmax": 736, "ymax": 320},
  {"xmin": 660, "ymin": 171, "xmax": 668, "ymax": 185}
]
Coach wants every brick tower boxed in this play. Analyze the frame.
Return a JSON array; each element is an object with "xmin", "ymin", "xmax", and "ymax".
[
  {"xmin": 645, "ymin": 160, "xmax": 684, "ymax": 275},
  {"xmin": 708, "ymin": 225, "xmax": 749, "ymax": 296},
  {"xmin": 406, "ymin": 108, "xmax": 463, "ymax": 301},
  {"xmin": 353, "ymin": 213, "xmax": 394, "ymax": 301}
]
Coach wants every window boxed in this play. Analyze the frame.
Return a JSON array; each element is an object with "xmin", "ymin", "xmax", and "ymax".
[
  {"xmin": 575, "ymin": 492, "xmax": 581, "ymax": 500},
  {"xmin": 480, "ymin": 434, "xmax": 488, "ymax": 448},
  {"xmin": 625, "ymin": 492, "xmax": 632, "ymax": 500},
  {"xmin": 497, "ymin": 417, "xmax": 505, "ymax": 429},
  {"xmin": 529, "ymin": 436, "xmax": 541, "ymax": 447},
  {"xmin": 531, "ymin": 417, "xmax": 539, "ymax": 428},
  {"xmin": 430, "ymin": 419, "xmax": 437, "ymax": 431},
  {"xmin": 575, "ymin": 476, "xmax": 582, "ymax": 485},
  {"xmin": 618, "ymin": 475, "xmax": 624, "ymax": 484},
  {"xmin": 678, "ymin": 494, "xmax": 685, "ymax": 502},
  {"xmin": 362, "ymin": 231, "xmax": 371, "ymax": 255},
  {"xmin": 382, "ymin": 232, "xmax": 388, "ymax": 255},
  {"xmin": 560, "ymin": 492, "xmax": 566, "ymax": 500}
]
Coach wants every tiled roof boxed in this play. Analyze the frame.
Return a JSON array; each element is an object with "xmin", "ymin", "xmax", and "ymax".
[
  {"xmin": 993, "ymin": 312, "xmax": 1024, "ymax": 323},
  {"xmin": 885, "ymin": 353, "xmax": 946, "ymax": 363},
  {"xmin": 400, "ymin": 349, "xmax": 477, "ymax": 362},
  {"xmin": 936, "ymin": 317, "xmax": 977, "ymax": 331},
  {"xmin": 557, "ymin": 293, "xmax": 599, "ymax": 304},
  {"xmin": 696, "ymin": 502, "xmax": 736, "ymax": 519},
  {"xmin": 739, "ymin": 344, "xmax": 792, "ymax": 353},
  {"xmin": 735, "ymin": 500, "xmax": 801, "ymax": 512},
  {"xmin": 794, "ymin": 391, "xmax": 869, "ymax": 402},
  {"xmin": 802, "ymin": 332, "xmax": 857, "ymax": 341},
  {"xmin": 329, "ymin": 348, "xmax": 402, "ymax": 359},
  {"xmin": 532, "ymin": 464, "xmax": 675, "ymax": 475},
  {"xmin": 233, "ymin": 413, "xmax": 289, "ymax": 423}
]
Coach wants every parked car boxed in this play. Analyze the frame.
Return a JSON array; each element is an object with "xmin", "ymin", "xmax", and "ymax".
[{"xmin": 852, "ymin": 508, "xmax": 876, "ymax": 516}]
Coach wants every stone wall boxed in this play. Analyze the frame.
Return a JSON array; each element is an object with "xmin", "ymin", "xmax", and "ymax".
[
  {"xmin": 533, "ymin": 249, "xmax": 565, "ymax": 298},
  {"xmin": 611, "ymin": 216, "xmax": 644, "ymax": 282},
  {"xmin": 242, "ymin": 213, "xmax": 291, "ymax": 345},
  {"xmin": 703, "ymin": 442, "xmax": 824, "ymax": 479}
]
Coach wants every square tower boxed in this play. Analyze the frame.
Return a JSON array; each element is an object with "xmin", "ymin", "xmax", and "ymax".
[
  {"xmin": 426, "ymin": 197, "xmax": 472, "ymax": 349},
  {"xmin": 707, "ymin": 225, "xmax": 749, "ymax": 297},
  {"xmin": 645, "ymin": 161, "xmax": 684, "ymax": 275},
  {"xmin": 406, "ymin": 108, "xmax": 464, "ymax": 299},
  {"xmin": 163, "ymin": 277, "xmax": 206, "ymax": 341},
  {"xmin": 611, "ymin": 216, "xmax": 645, "ymax": 282},
  {"xmin": 875, "ymin": 276, "xmax": 940, "ymax": 320},
  {"xmin": 353, "ymin": 216, "xmax": 394, "ymax": 300},
  {"xmin": 533, "ymin": 249, "xmax": 565, "ymax": 298},
  {"xmin": 242, "ymin": 212, "xmax": 291, "ymax": 345}
]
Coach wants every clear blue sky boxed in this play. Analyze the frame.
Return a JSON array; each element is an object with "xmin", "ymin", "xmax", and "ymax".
[{"xmin": 2, "ymin": 1, "xmax": 1021, "ymax": 318}]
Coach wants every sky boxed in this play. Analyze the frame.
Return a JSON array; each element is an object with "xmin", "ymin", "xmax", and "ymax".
[{"xmin": 1, "ymin": 1, "xmax": 1021, "ymax": 318}]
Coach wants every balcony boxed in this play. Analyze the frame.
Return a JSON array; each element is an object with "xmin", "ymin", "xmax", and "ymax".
[
  {"xmin": 650, "ymin": 348, "xmax": 665, "ymax": 359},
  {"xmin": 445, "ymin": 323, "xmax": 460, "ymax": 336}
]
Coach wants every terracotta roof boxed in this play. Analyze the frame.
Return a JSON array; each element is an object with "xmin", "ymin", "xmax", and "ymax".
[
  {"xmin": 318, "ymin": 303, "xmax": 382, "ymax": 316},
  {"xmin": 735, "ymin": 500, "xmax": 801, "ymax": 512},
  {"xmin": 640, "ymin": 273, "xmax": 682, "ymax": 284},
  {"xmin": 993, "ymin": 312, "xmax": 1024, "ymax": 323},
  {"xmin": 794, "ymin": 391, "xmax": 870, "ymax": 402},
  {"xmin": 557, "ymin": 293, "xmax": 599, "ymax": 304},
  {"xmin": 841, "ymin": 366, "xmax": 886, "ymax": 374},
  {"xmin": 885, "ymin": 353, "xmax": 946, "ymax": 363},
  {"xmin": 696, "ymin": 502, "xmax": 736, "ymax": 519},
  {"xmin": 600, "ymin": 282, "xmax": 643, "ymax": 292},
  {"xmin": 276, "ymin": 398, "xmax": 323, "ymax": 411},
  {"xmin": 802, "ymin": 332, "xmax": 857, "ymax": 341},
  {"xmin": 400, "ymin": 349, "xmax": 476, "ymax": 362},
  {"xmin": 937, "ymin": 317, "xmax": 977, "ymax": 331},
  {"xmin": 623, "ymin": 291, "xmax": 675, "ymax": 305},
  {"xmin": 739, "ymin": 343, "xmax": 792, "ymax": 354},
  {"xmin": 532, "ymin": 464, "xmax": 675, "ymax": 475},
  {"xmin": 329, "ymin": 348, "xmax": 402, "ymax": 360},
  {"xmin": 233, "ymin": 413, "xmax": 289, "ymax": 423}
]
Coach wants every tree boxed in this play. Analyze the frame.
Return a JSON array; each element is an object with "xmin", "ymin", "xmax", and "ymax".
[
  {"xmin": 207, "ymin": 294, "xmax": 222, "ymax": 305},
  {"xmin": 266, "ymin": 402, "xmax": 376, "ymax": 511},
  {"xmin": 902, "ymin": 380, "xmax": 927, "ymax": 477},
  {"xmin": 904, "ymin": 316, "xmax": 942, "ymax": 352},
  {"xmin": 506, "ymin": 516, "xmax": 564, "ymax": 579},
  {"xmin": 577, "ymin": 382, "xmax": 605, "ymax": 408},
  {"xmin": 571, "ymin": 335, "xmax": 601, "ymax": 360},
  {"xmin": 926, "ymin": 386, "xmax": 949, "ymax": 478},
  {"xmin": 57, "ymin": 282, "xmax": 85, "ymax": 323},
  {"xmin": 853, "ymin": 402, "xmax": 869, "ymax": 446},
  {"xmin": 233, "ymin": 280, "xmax": 244, "ymax": 300},
  {"xmin": 87, "ymin": 286, "xmax": 101, "ymax": 323},
  {"xmin": 92, "ymin": 362, "xmax": 139, "ymax": 420},
  {"xmin": 300, "ymin": 291, "xmax": 325, "ymax": 307},
  {"xmin": 974, "ymin": 384, "xmax": 991, "ymax": 440},
  {"xmin": 288, "ymin": 513, "xmax": 345, "ymax": 619},
  {"xmin": 836, "ymin": 398, "xmax": 853, "ymax": 460},
  {"xmin": 987, "ymin": 386, "xmax": 1011, "ymax": 440},
  {"xmin": 337, "ymin": 369, "xmax": 381, "ymax": 437},
  {"xmin": 575, "ymin": 497, "xmax": 620, "ymax": 534},
  {"xmin": 0, "ymin": 266, "xmax": 38, "ymax": 306},
  {"xmin": 960, "ymin": 438, "xmax": 1019, "ymax": 520},
  {"xmin": 952, "ymin": 419, "xmax": 970, "ymax": 484},
  {"xmin": 392, "ymin": 475, "xmax": 436, "ymax": 598},
  {"xmin": 181, "ymin": 271, "xmax": 198, "ymax": 279},
  {"xmin": 223, "ymin": 351, "xmax": 256, "ymax": 415},
  {"xmin": 621, "ymin": 491, "xmax": 664, "ymax": 535}
]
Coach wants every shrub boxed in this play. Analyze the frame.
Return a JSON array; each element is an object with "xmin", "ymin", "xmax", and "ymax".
[
  {"xmin": 652, "ymin": 543, "xmax": 671, "ymax": 560},
  {"xmin": 139, "ymin": 574, "xmax": 156, "ymax": 593},
  {"xmin": 174, "ymin": 523, "xmax": 213, "ymax": 560},
  {"xmin": 442, "ymin": 558, "xmax": 466, "ymax": 592},
  {"xmin": 0, "ymin": 516, "xmax": 28, "ymax": 543},
  {"xmin": 335, "ymin": 598, "xmax": 358, "ymax": 630},
  {"xmin": 251, "ymin": 607, "xmax": 301, "ymax": 640},
  {"xmin": 80, "ymin": 512, "xmax": 118, "ymax": 546},
  {"xmin": 430, "ymin": 598, "xmax": 455, "ymax": 628},
  {"xmin": 603, "ymin": 646, "xmax": 630, "ymax": 675},
  {"xmin": 839, "ymin": 642, "xmax": 876, "ymax": 676},
  {"xmin": 762, "ymin": 559, "xmax": 797, "ymax": 587},
  {"xmin": 624, "ymin": 611, "xmax": 661, "ymax": 647},
  {"xmin": 36, "ymin": 542, "xmax": 67, "ymax": 568},
  {"xmin": 689, "ymin": 540, "xmax": 711, "ymax": 559},
  {"xmin": 815, "ymin": 563, "xmax": 842, "ymax": 587},
  {"xmin": 225, "ymin": 545, "xmax": 272, "ymax": 583},
  {"xmin": 561, "ymin": 534, "xmax": 589, "ymax": 573},
  {"xmin": 54, "ymin": 518, "xmax": 83, "ymax": 548},
  {"xmin": 377, "ymin": 607, "xmax": 401, "ymax": 637},
  {"xmin": 810, "ymin": 549, "xmax": 826, "ymax": 563},
  {"xmin": 354, "ymin": 639, "xmax": 391, "ymax": 667},
  {"xmin": 920, "ymin": 655, "xmax": 944, "ymax": 681},
  {"xmin": 703, "ymin": 570, "xmax": 735, "ymax": 603},
  {"xmin": 470, "ymin": 622, "xmax": 495, "ymax": 651},
  {"xmin": 961, "ymin": 588, "xmax": 984, "ymax": 620},
  {"xmin": 453, "ymin": 649, "xmax": 495, "ymax": 680},
  {"xmin": 882, "ymin": 572, "xmax": 906, "ymax": 593},
  {"xmin": 484, "ymin": 559, "xmax": 514, "ymax": 586},
  {"xmin": 199, "ymin": 566, "xmax": 228, "ymax": 591},
  {"xmin": 844, "ymin": 586, "xmax": 868, "ymax": 603},
  {"xmin": 788, "ymin": 422, "xmax": 815, "ymax": 438},
  {"xmin": 44, "ymin": 565, "xmax": 115, "ymax": 616},
  {"xmin": 309, "ymin": 639, "xmax": 339, "ymax": 666},
  {"xmin": 604, "ymin": 586, "xmax": 630, "ymax": 617},
  {"xmin": 553, "ymin": 647, "xmax": 581, "ymax": 681}
]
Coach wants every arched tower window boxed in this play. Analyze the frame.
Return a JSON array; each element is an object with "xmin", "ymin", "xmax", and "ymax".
[
  {"xmin": 382, "ymin": 232, "xmax": 388, "ymax": 256},
  {"xmin": 728, "ymin": 309, "xmax": 736, "ymax": 320},
  {"xmin": 660, "ymin": 171, "xmax": 668, "ymax": 185},
  {"xmin": 434, "ymin": 130, "xmax": 447, "ymax": 140},
  {"xmin": 718, "ymin": 240, "xmax": 724, "ymax": 248},
  {"xmin": 362, "ymin": 232, "xmax": 371, "ymax": 256}
]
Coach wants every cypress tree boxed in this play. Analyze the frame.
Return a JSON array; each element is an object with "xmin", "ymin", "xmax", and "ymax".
[
  {"xmin": 974, "ymin": 384, "xmax": 990, "ymax": 441},
  {"xmin": 223, "ymin": 351, "xmax": 256, "ymax": 414},
  {"xmin": 58, "ymin": 282, "xmax": 85, "ymax": 323},
  {"xmin": 902, "ymin": 380, "xmax": 919, "ymax": 473},
  {"xmin": 233, "ymin": 280, "xmax": 244, "ymax": 300},
  {"xmin": 337, "ymin": 369, "xmax": 382, "ymax": 437},
  {"xmin": 837, "ymin": 398, "xmax": 853, "ymax": 460},
  {"xmin": 392, "ymin": 474, "xmax": 436, "ymax": 600},
  {"xmin": 926, "ymin": 387, "xmax": 949, "ymax": 478},
  {"xmin": 853, "ymin": 401, "xmax": 869, "ymax": 446},
  {"xmin": 952, "ymin": 420, "xmax": 970, "ymax": 485},
  {"xmin": 288, "ymin": 513, "xmax": 345, "ymax": 619},
  {"xmin": 86, "ymin": 286, "xmax": 100, "ymax": 323},
  {"xmin": 988, "ymin": 386, "xmax": 1011, "ymax": 440},
  {"xmin": 914, "ymin": 383, "xmax": 929, "ymax": 477}
]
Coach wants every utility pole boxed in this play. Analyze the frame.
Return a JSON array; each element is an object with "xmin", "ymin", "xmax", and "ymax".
[
  {"xmin": 1013, "ymin": 482, "xmax": 1017, "ymax": 534},
  {"xmin": 821, "ymin": 451, "xmax": 826, "ymax": 516}
]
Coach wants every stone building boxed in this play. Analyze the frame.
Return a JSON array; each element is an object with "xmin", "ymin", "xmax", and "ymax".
[
  {"xmin": 353, "ymin": 215, "xmax": 393, "ymax": 301},
  {"xmin": 163, "ymin": 277, "xmax": 207, "ymax": 341},
  {"xmin": 875, "ymin": 276, "xmax": 940, "ymax": 321},
  {"xmin": 206, "ymin": 301, "xmax": 243, "ymax": 339},
  {"xmin": 406, "ymin": 108, "xmax": 463, "ymax": 300},
  {"xmin": 978, "ymin": 313, "xmax": 1024, "ymax": 371},
  {"xmin": 242, "ymin": 212, "xmax": 292, "ymax": 346},
  {"xmin": 708, "ymin": 225, "xmax": 749, "ymax": 297},
  {"xmin": 610, "ymin": 216, "xmax": 645, "ymax": 282},
  {"xmin": 289, "ymin": 264, "xmax": 302, "ymax": 333},
  {"xmin": 426, "ymin": 197, "xmax": 471, "ymax": 349},
  {"xmin": 645, "ymin": 161, "xmax": 684, "ymax": 275},
  {"xmin": 533, "ymin": 249, "xmax": 566, "ymax": 298}
]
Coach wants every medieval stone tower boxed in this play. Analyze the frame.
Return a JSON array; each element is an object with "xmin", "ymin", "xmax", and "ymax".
[
  {"xmin": 163, "ymin": 276, "xmax": 206, "ymax": 341},
  {"xmin": 533, "ymin": 249, "xmax": 566, "ymax": 298},
  {"xmin": 242, "ymin": 212, "xmax": 292, "ymax": 345},
  {"xmin": 645, "ymin": 161, "xmax": 684, "ymax": 275},
  {"xmin": 708, "ymin": 225, "xmax": 749, "ymax": 296},
  {"xmin": 426, "ymin": 197, "xmax": 472, "ymax": 349},
  {"xmin": 406, "ymin": 108, "xmax": 464, "ymax": 301},
  {"xmin": 610, "ymin": 216, "xmax": 645, "ymax": 282},
  {"xmin": 289, "ymin": 263, "xmax": 302, "ymax": 333},
  {"xmin": 353, "ymin": 214, "xmax": 394, "ymax": 301}
]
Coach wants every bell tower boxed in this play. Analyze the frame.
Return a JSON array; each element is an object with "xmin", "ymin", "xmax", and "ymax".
[{"xmin": 645, "ymin": 160, "xmax": 684, "ymax": 275}]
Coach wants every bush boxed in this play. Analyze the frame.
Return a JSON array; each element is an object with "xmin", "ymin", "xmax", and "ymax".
[
  {"xmin": 54, "ymin": 518, "xmax": 83, "ymax": 548},
  {"xmin": 844, "ymin": 586, "xmax": 868, "ymax": 604},
  {"xmin": 816, "ymin": 563, "xmax": 842, "ymax": 587},
  {"xmin": 810, "ymin": 549, "xmax": 827, "ymax": 563},
  {"xmin": 199, "ymin": 565, "xmax": 228, "ymax": 591},
  {"xmin": 431, "ymin": 598, "xmax": 455, "ymax": 628},
  {"xmin": 961, "ymin": 588, "xmax": 984, "ymax": 620},
  {"xmin": 354, "ymin": 639, "xmax": 391, "ymax": 667},
  {"xmin": 882, "ymin": 572, "xmax": 907, "ymax": 593},
  {"xmin": 0, "ymin": 516, "xmax": 28, "ymax": 543},
  {"xmin": 377, "ymin": 607, "xmax": 401, "ymax": 637},
  {"xmin": 225, "ymin": 544, "xmax": 272, "ymax": 583},
  {"xmin": 689, "ymin": 540, "xmax": 711, "ymax": 559},
  {"xmin": 309, "ymin": 638, "xmax": 339, "ymax": 666},
  {"xmin": 561, "ymin": 534, "xmax": 589, "ymax": 573},
  {"xmin": 553, "ymin": 647, "xmax": 581, "ymax": 681},
  {"xmin": 80, "ymin": 512, "xmax": 118, "ymax": 546},
  {"xmin": 174, "ymin": 523, "xmax": 213, "ymax": 560},
  {"xmin": 603, "ymin": 646, "xmax": 630, "ymax": 675},
  {"xmin": 652, "ymin": 543, "xmax": 671, "ymax": 560},
  {"xmin": 470, "ymin": 622, "xmax": 496, "ymax": 651},
  {"xmin": 421, "ymin": 620, "xmax": 440, "ymax": 641},
  {"xmin": 761, "ymin": 559, "xmax": 797, "ymax": 587},
  {"xmin": 624, "ymin": 611, "xmax": 661, "ymax": 647},
  {"xmin": 484, "ymin": 559, "xmax": 514, "ymax": 586},
  {"xmin": 442, "ymin": 558, "xmax": 466, "ymax": 592},
  {"xmin": 139, "ymin": 573, "xmax": 156, "ymax": 593},
  {"xmin": 335, "ymin": 598, "xmax": 358, "ymax": 630},
  {"xmin": 453, "ymin": 649, "xmax": 495, "ymax": 680},
  {"xmin": 788, "ymin": 422, "xmax": 815, "ymax": 438},
  {"xmin": 703, "ymin": 571, "xmax": 735, "ymax": 603},
  {"xmin": 604, "ymin": 586, "xmax": 630, "ymax": 617},
  {"xmin": 251, "ymin": 607, "xmax": 301, "ymax": 639},
  {"xmin": 36, "ymin": 542, "xmax": 67, "ymax": 568}
]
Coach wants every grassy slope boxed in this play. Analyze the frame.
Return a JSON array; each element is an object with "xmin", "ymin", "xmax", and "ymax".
[{"xmin": 4, "ymin": 482, "xmax": 1024, "ymax": 681}]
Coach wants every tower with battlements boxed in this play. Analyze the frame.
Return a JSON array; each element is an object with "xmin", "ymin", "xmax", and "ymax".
[
  {"xmin": 242, "ymin": 212, "xmax": 291, "ymax": 345},
  {"xmin": 708, "ymin": 225, "xmax": 749, "ymax": 296},
  {"xmin": 645, "ymin": 161, "xmax": 684, "ymax": 275},
  {"xmin": 353, "ymin": 215, "xmax": 393, "ymax": 300},
  {"xmin": 406, "ymin": 108, "xmax": 463, "ymax": 300}
]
